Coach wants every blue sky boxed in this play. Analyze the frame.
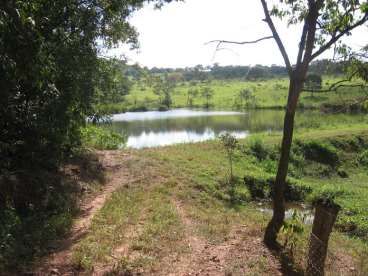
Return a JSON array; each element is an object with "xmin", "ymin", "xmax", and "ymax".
[{"xmin": 106, "ymin": 0, "xmax": 368, "ymax": 68}]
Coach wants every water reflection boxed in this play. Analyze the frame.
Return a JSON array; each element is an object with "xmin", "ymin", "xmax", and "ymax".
[
  {"xmin": 105, "ymin": 109, "xmax": 285, "ymax": 149},
  {"xmin": 111, "ymin": 109, "xmax": 244, "ymax": 121},
  {"xmin": 126, "ymin": 129, "xmax": 248, "ymax": 148}
]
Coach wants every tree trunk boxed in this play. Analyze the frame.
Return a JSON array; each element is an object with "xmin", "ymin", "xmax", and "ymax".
[
  {"xmin": 264, "ymin": 78, "xmax": 302, "ymax": 247},
  {"xmin": 306, "ymin": 203, "xmax": 340, "ymax": 276}
]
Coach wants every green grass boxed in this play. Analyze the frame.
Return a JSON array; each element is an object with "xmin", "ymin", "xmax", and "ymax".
[
  {"xmin": 81, "ymin": 125, "xmax": 126, "ymax": 150},
  {"xmin": 102, "ymin": 77, "xmax": 367, "ymax": 112},
  {"xmin": 68, "ymin": 123, "xmax": 368, "ymax": 274},
  {"xmin": 71, "ymin": 158, "xmax": 186, "ymax": 273}
]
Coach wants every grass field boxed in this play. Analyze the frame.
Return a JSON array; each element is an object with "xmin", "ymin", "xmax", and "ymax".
[
  {"xmin": 102, "ymin": 77, "xmax": 367, "ymax": 113},
  {"xmin": 69, "ymin": 124, "xmax": 368, "ymax": 275}
]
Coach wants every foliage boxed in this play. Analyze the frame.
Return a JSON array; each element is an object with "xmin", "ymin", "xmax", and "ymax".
[
  {"xmin": 307, "ymin": 185, "xmax": 345, "ymax": 208},
  {"xmin": 0, "ymin": 1, "xmax": 175, "ymax": 271},
  {"xmin": 219, "ymin": 132, "xmax": 238, "ymax": 182},
  {"xmin": 301, "ymin": 140, "xmax": 339, "ymax": 167},
  {"xmin": 237, "ymin": 88, "xmax": 256, "ymax": 108},
  {"xmin": 248, "ymin": 138, "xmax": 270, "ymax": 161},
  {"xmin": 0, "ymin": 0, "xmax": 175, "ymax": 213},
  {"xmin": 357, "ymin": 150, "xmax": 368, "ymax": 167},
  {"xmin": 151, "ymin": 75, "xmax": 175, "ymax": 108},
  {"xmin": 281, "ymin": 210, "xmax": 305, "ymax": 259},
  {"xmin": 81, "ymin": 125, "xmax": 126, "ymax": 150},
  {"xmin": 263, "ymin": 0, "xmax": 368, "ymax": 245},
  {"xmin": 305, "ymin": 73, "xmax": 322, "ymax": 91},
  {"xmin": 187, "ymin": 87, "xmax": 199, "ymax": 107},
  {"xmin": 144, "ymin": 60, "xmax": 347, "ymax": 82},
  {"xmin": 201, "ymin": 86, "xmax": 214, "ymax": 108}
]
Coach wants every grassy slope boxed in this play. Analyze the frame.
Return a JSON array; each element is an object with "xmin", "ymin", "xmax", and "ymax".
[
  {"xmin": 71, "ymin": 124, "xmax": 368, "ymax": 275},
  {"xmin": 103, "ymin": 77, "xmax": 366, "ymax": 112}
]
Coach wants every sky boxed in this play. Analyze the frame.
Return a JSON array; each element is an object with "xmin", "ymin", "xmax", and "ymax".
[{"xmin": 106, "ymin": 0, "xmax": 368, "ymax": 68}]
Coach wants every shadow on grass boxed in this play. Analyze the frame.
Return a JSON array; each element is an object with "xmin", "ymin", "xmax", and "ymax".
[
  {"xmin": 0, "ymin": 151, "xmax": 107, "ymax": 274},
  {"xmin": 302, "ymin": 95, "xmax": 329, "ymax": 102}
]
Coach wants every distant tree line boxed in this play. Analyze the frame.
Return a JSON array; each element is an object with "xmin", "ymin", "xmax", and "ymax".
[{"xmin": 124, "ymin": 59, "xmax": 350, "ymax": 82}]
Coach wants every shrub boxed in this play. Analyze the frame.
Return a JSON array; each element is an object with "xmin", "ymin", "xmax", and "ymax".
[
  {"xmin": 357, "ymin": 150, "xmax": 368, "ymax": 167},
  {"xmin": 219, "ymin": 132, "xmax": 239, "ymax": 182},
  {"xmin": 248, "ymin": 138, "xmax": 269, "ymax": 161},
  {"xmin": 231, "ymin": 184, "xmax": 251, "ymax": 203},
  {"xmin": 307, "ymin": 185, "xmax": 346, "ymax": 208},
  {"xmin": 244, "ymin": 175, "xmax": 311, "ymax": 201},
  {"xmin": 244, "ymin": 175, "xmax": 271, "ymax": 199},
  {"xmin": 158, "ymin": 105, "xmax": 169, "ymax": 112},
  {"xmin": 81, "ymin": 126, "xmax": 126, "ymax": 150},
  {"xmin": 302, "ymin": 140, "xmax": 339, "ymax": 167}
]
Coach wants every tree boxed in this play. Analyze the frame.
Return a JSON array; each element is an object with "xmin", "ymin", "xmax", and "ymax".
[
  {"xmin": 210, "ymin": 1, "xmax": 368, "ymax": 247},
  {"xmin": 95, "ymin": 59, "xmax": 132, "ymax": 103},
  {"xmin": 260, "ymin": 0, "xmax": 368, "ymax": 247},
  {"xmin": 305, "ymin": 73, "xmax": 323, "ymax": 97},
  {"xmin": 238, "ymin": 88, "xmax": 256, "ymax": 108},
  {"xmin": 219, "ymin": 132, "xmax": 238, "ymax": 182},
  {"xmin": 0, "ymin": 0, "xmax": 176, "ymax": 211},
  {"xmin": 152, "ymin": 75, "xmax": 175, "ymax": 108},
  {"xmin": 187, "ymin": 87, "xmax": 199, "ymax": 107},
  {"xmin": 201, "ymin": 86, "xmax": 214, "ymax": 109}
]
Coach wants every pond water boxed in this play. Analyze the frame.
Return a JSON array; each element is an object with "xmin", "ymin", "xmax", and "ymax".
[
  {"xmin": 104, "ymin": 108, "xmax": 366, "ymax": 149},
  {"xmin": 257, "ymin": 202, "xmax": 314, "ymax": 224},
  {"xmin": 106, "ymin": 109, "xmax": 286, "ymax": 148}
]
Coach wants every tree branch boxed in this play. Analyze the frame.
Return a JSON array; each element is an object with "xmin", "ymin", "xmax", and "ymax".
[
  {"xmin": 296, "ymin": 21, "xmax": 308, "ymax": 67},
  {"xmin": 205, "ymin": 36, "xmax": 274, "ymax": 46},
  {"xmin": 260, "ymin": 0, "xmax": 292, "ymax": 77},
  {"xmin": 301, "ymin": 1, "xmax": 321, "ymax": 67},
  {"xmin": 205, "ymin": 36, "xmax": 273, "ymax": 63},
  {"xmin": 311, "ymin": 14, "xmax": 368, "ymax": 60},
  {"xmin": 302, "ymin": 70, "xmax": 365, "ymax": 93},
  {"xmin": 327, "ymin": 92, "xmax": 368, "ymax": 114},
  {"xmin": 303, "ymin": 83, "xmax": 367, "ymax": 93}
]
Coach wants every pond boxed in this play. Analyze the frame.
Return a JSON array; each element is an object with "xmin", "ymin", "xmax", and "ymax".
[
  {"xmin": 105, "ymin": 109, "xmax": 286, "ymax": 148},
  {"xmin": 257, "ymin": 201, "xmax": 314, "ymax": 225},
  {"xmin": 104, "ymin": 109, "xmax": 366, "ymax": 149}
]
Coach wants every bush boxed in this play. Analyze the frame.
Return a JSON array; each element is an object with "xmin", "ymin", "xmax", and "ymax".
[
  {"xmin": 307, "ymin": 185, "xmax": 346, "ymax": 208},
  {"xmin": 301, "ymin": 140, "xmax": 339, "ymax": 166},
  {"xmin": 81, "ymin": 126, "xmax": 126, "ymax": 150},
  {"xmin": 248, "ymin": 138, "xmax": 269, "ymax": 161},
  {"xmin": 244, "ymin": 175, "xmax": 312, "ymax": 201},
  {"xmin": 357, "ymin": 150, "xmax": 368, "ymax": 167},
  {"xmin": 158, "ymin": 105, "xmax": 169, "ymax": 112},
  {"xmin": 244, "ymin": 175, "xmax": 271, "ymax": 199},
  {"xmin": 0, "ymin": 172, "xmax": 75, "ymax": 271},
  {"xmin": 231, "ymin": 184, "xmax": 251, "ymax": 203}
]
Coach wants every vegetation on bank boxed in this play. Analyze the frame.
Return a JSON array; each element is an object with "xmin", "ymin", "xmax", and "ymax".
[
  {"xmin": 1, "ymin": 116, "xmax": 367, "ymax": 273},
  {"xmin": 0, "ymin": 126, "xmax": 123, "ymax": 272},
  {"xmin": 69, "ymin": 125, "xmax": 368, "ymax": 274},
  {"xmin": 0, "ymin": 151, "xmax": 107, "ymax": 272},
  {"xmin": 148, "ymin": 127, "xmax": 368, "ymax": 240},
  {"xmin": 80, "ymin": 125, "xmax": 126, "ymax": 150},
  {"xmin": 100, "ymin": 77, "xmax": 368, "ymax": 114}
]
